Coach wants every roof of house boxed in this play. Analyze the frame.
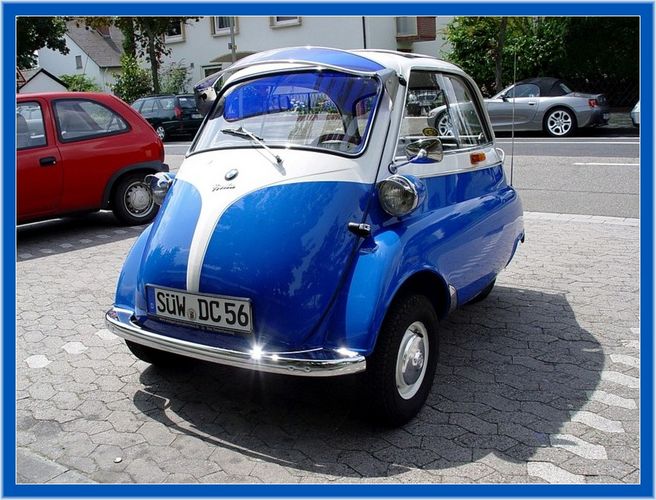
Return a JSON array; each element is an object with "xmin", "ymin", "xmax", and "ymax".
[
  {"xmin": 17, "ymin": 68, "xmax": 68, "ymax": 89},
  {"xmin": 65, "ymin": 20, "xmax": 124, "ymax": 68}
]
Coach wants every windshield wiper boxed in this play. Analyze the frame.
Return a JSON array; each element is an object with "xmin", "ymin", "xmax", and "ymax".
[{"xmin": 221, "ymin": 126, "xmax": 283, "ymax": 166}]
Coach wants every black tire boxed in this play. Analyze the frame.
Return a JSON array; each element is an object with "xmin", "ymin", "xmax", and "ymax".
[
  {"xmin": 468, "ymin": 278, "xmax": 496, "ymax": 304},
  {"xmin": 125, "ymin": 340, "xmax": 189, "ymax": 366},
  {"xmin": 543, "ymin": 107, "xmax": 577, "ymax": 137},
  {"xmin": 366, "ymin": 294, "xmax": 439, "ymax": 426},
  {"xmin": 111, "ymin": 174, "xmax": 157, "ymax": 226}
]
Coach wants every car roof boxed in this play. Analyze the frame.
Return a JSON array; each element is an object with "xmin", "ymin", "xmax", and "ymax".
[
  {"xmin": 232, "ymin": 46, "xmax": 463, "ymax": 76},
  {"xmin": 515, "ymin": 77, "xmax": 571, "ymax": 96},
  {"xmin": 18, "ymin": 91, "xmax": 114, "ymax": 99}
]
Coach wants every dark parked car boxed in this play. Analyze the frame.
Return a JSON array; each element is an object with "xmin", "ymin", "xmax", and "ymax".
[
  {"xmin": 131, "ymin": 94, "xmax": 203, "ymax": 141},
  {"xmin": 17, "ymin": 92, "xmax": 167, "ymax": 225}
]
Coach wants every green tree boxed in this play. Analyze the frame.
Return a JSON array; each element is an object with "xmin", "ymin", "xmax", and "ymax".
[
  {"xmin": 17, "ymin": 17, "xmax": 69, "ymax": 69},
  {"xmin": 111, "ymin": 54, "xmax": 152, "ymax": 103},
  {"xmin": 59, "ymin": 74, "xmax": 101, "ymax": 92},
  {"xmin": 159, "ymin": 62, "xmax": 191, "ymax": 94}
]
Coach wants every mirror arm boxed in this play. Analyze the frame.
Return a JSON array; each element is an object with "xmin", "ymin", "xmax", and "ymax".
[{"xmin": 388, "ymin": 149, "xmax": 427, "ymax": 174}]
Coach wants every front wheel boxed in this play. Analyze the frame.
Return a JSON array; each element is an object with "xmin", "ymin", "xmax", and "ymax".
[
  {"xmin": 112, "ymin": 174, "xmax": 157, "ymax": 225},
  {"xmin": 544, "ymin": 108, "xmax": 576, "ymax": 137},
  {"xmin": 366, "ymin": 295, "xmax": 439, "ymax": 426}
]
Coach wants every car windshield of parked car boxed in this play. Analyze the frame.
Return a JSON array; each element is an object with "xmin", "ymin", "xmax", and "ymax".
[
  {"xmin": 191, "ymin": 70, "xmax": 381, "ymax": 156},
  {"xmin": 178, "ymin": 96, "xmax": 197, "ymax": 109}
]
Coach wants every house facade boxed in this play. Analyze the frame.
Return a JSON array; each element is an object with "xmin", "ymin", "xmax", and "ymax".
[
  {"xmin": 38, "ymin": 21, "xmax": 123, "ymax": 93},
  {"xmin": 161, "ymin": 16, "xmax": 453, "ymax": 91},
  {"xmin": 17, "ymin": 68, "xmax": 68, "ymax": 94}
]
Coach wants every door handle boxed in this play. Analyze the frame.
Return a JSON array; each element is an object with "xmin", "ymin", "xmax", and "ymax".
[
  {"xmin": 39, "ymin": 156, "xmax": 57, "ymax": 166},
  {"xmin": 528, "ymin": 101, "xmax": 537, "ymax": 106}
]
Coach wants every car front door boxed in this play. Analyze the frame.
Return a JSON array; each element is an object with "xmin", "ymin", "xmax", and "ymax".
[
  {"xmin": 52, "ymin": 98, "xmax": 133, "ymax": 212},
  {"xmin": 17, "ymin": 99, "xmax": 63, "ymax": 222},
  {"xmin": 388, "ymin": 69, "xmax": 518, "ymax": 304},
  {"xmin": 486, "ymin": 83, "xmax": 540, "ymax": 130}
]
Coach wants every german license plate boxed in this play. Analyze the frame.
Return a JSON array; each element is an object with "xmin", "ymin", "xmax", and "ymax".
[
  {"xmin": 146, "ymin": 286, "xmax": 252, "ymax": 333},
  {"xmin": 192, "ymin": 113, "xmax": 202, "ymax": 119}
]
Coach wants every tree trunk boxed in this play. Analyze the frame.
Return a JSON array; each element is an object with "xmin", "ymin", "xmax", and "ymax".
[
  {"xmin": 495, "ymin": 17, "xmax": 508, "ymax": 92},
  {"xmin": 120, "ymin": 17, "xmax": 136, "ymax": 57},
  {"xmin": 148, "ymin": 33, "xmax": 160, "ymax": 94}
]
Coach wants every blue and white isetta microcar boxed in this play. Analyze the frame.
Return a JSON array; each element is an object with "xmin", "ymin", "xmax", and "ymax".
[{"xmin": 106, "ymin": 47, "xmax": 524, "ymax": 425}]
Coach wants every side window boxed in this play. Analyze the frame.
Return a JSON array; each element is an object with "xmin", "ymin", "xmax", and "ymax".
[
  {"xmin": 54, "ymin": 99, "xmax": 128, "ymax": 142},
  {"xmin": 159, "ymin": 97, "xmax": 175, "ymax": 111},
  {"xmin": 131, "ymin": 100, "xmax": 143, "ymax": 112},
  {"xmin": 140, "ymin": 99, "xmax": 156, "ymax": 114},
  {"xmin": 17, "ymin": 102, "xmax": 47, "ymax": 149},
  {"xmin": 508, "ymin": 84, "xmax": 540, "ymax": 98},
  {"xmin": 441, "ymin": 75, "xmax": 489, "ymax": 149},
  {"xmin": 396, "ymin": 71, "xmax": 454, "ymax": 158}
]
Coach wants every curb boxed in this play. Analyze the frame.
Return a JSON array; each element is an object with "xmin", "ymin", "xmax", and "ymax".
[{"xmin": 525, "ymin": 211, "xmax": 639, "ymax": 226}]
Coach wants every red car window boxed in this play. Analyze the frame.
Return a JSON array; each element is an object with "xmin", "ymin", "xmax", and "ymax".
[
  {"xmin": 17, "ymin": 101, "xmax": 47, "ymax": 149},
  {"xmin": 54, "ymin": 99, "xmax": 129, "ymax": 142}
]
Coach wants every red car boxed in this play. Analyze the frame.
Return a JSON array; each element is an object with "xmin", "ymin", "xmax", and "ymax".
[{"xmin": 17, "ymin": 92, "xmax": 168, "ymax": 225}]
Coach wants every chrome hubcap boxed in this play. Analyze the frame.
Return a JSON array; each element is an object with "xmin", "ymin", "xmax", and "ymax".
[
  {"xmin": 156, "ymin": 127, "xmax": 165, "ymax": 140},
  {"xmin": 395, "ymin": 321, "xmax": 429, "ymax": 400},
  {"xmin": 437, "ymin": 113, "xmax": 454, "ymax": 137},
  {"xmin": 547, "ymin": 110, "xmax": 572, "ymax": 136},
  {"xmin": 125, "ymin": 182, "xmax": 153, "ymax": 216}
]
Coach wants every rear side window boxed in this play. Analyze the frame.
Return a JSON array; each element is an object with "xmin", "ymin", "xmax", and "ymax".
[
  {"xmin": 131, "ymin": 100, "xmax": 143, "ymax": 111},
  {"xmin": 159, "ymin": 97, "xmax": 176, "ymax": 110},
  {"xmin": 178, "ymin": 96, "xmax": 197, "ymax": 109},
  {"xmin": 17, "ymin": 101, "xmax": 47, "ymax": 149},
  {"xmin": 54, "ymin": 99, "xmax": 129, "ymax": 142}
]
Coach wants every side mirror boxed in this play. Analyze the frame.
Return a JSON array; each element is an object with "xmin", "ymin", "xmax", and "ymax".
[
  {"xmin": 501, "ymin": 94, "xmax": 509, "ymax": 102},
  {"xmin": 389, "ymin": 138, "xmax": 444, "ymax": 174},
  {"xmin": 405, "ymin": 138, "xmax": 444, "ymax": 163}
]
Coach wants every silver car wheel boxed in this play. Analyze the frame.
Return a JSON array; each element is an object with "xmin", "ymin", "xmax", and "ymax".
[
  {"xmin": 124, "ymin": 180, "xmax": 154, "ymax": 217},
  {"xmin": 156, "ymin": 126, "xmax": 166, "ymax": 141},
  {"xmin": 546, "ymin": 109, "xmax": 573, "ymax": 136},
  {"xmin": 395, "ymin": 321, "xmax": 429, "ymax": 400},
  {"xmin": 437, "ymin": 113, "xmax": 454, "ymax": 137}
]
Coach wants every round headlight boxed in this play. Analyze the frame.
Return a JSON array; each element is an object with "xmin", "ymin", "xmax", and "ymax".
[{"xmin": 377, "ymin": 175, "xmax": 424, "ymax": 217}]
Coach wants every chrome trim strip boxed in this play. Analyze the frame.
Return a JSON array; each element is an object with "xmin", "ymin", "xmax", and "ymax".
[{"xmin": 105, "ymin": 308, "xmax": 366, "ymax": 377}]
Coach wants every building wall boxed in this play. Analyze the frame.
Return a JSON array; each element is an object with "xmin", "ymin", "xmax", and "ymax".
[
  {"xmin": 38, "ymin": 36, "xmax": 117, "ymax": 92},
  {"xmin": 162, "ymin": 16, "xmax": 454, "ymax": 91},
  {"xmin": 19, "ymin": 73, "xmax": 68, "ymax": 94}
]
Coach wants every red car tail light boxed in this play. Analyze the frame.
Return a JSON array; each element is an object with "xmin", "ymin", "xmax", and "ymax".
[
  {"xmin": 588, "ymin": 99, "xmax": 598, "ymax": 108},
  {"xmin": 174, "ymin": 106, "xmax": 182, "ymax": 119}
]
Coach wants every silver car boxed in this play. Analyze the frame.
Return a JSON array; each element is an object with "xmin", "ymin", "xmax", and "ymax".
[{"xmin": 429, "ymin": 77, "xmax": 610, "ymax": 137}]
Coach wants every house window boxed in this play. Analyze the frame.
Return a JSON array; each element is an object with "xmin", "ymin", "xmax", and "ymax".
[
  {"xmin": 212, "ymin": 16, "xmax": 237, "ymax": 36},
  {"xmin": 396, "ymin": 17, "xmax": 417, "ymax": 37},
  {"xmin": 75, "ymin": 55, "xmax": 83, "ymax": 69},
  {"xmin": 164, "ymin": 20, "xmax": 185, "ymax": 43},
  {"xmin": 270, "ymin": 16, "xmax": 301, "ymax": 28},
  {"xmin": 203, "ymin": 65, "xmax": 221, "ymax": 78}
]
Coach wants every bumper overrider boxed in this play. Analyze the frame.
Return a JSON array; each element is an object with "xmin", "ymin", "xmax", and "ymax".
[{"xmin": 105, "ymin": 307, "xmax": 366, "ymax": 377}]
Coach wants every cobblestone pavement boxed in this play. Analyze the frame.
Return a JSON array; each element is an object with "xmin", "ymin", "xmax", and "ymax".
[{"xmin": 15, "ymin": 211, "xmax": 640, "ymax": 484}]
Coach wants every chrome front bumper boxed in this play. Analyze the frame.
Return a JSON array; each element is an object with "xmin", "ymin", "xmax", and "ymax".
[{"xmin": 105, "ymin": 307, "xmax": 366, "ymax": 377}]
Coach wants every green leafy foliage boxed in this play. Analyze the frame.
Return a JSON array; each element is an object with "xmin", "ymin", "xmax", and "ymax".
[
  {"xmin": 445, "ymin": 16, "xmax": 638, "ymax": 102},
  {"xmin": 111, "ymin": 54, "xmax": 153, "ymax": 104},
  {"xmin": 17, "ymin": 17, "xmax": 69, "ymax": 69},
  {"xmin": 159, "ymin": 62, "xmax": 191, "ymax": 94},
  {"xmin": 59, "ymin": 74, "xmax": 101, "ymax": 92}
]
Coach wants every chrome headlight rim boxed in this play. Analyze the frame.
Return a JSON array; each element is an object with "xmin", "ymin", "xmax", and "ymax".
[{"xmin": 377, "ymin": 174, "xmax": 422, "ymax": 217}]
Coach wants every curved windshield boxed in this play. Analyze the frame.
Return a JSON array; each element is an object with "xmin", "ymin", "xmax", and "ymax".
[{"xmin": 191, "ymin": 70, "xmax": 381, "ymax": 156}]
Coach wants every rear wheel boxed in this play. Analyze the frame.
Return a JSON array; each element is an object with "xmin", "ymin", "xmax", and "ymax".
[
  {"xmin": 155, "ymin": 125, "xmax": 166, "ymax": 141},
  {"xmin": 112, "ymin": 174, "xmax": 157, "ymax": 226},
  {"xmin": 366, "ymin": 295, "xmax": 439, "ymax": 426},
  {"xmin": 544, "ymin": 107, "xmax": 576, "ymax": 137}
]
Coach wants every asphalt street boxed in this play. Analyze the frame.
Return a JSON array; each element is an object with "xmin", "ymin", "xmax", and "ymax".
[{"xmin": 164, "ymin": 130, "xmax": 641, "ymax": 219}]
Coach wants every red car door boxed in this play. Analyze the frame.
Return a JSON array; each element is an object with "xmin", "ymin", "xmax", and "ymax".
[
  {"xmin": 17, "ymin": 98, "xmax": 63, "ymax": 222},
  {"xmin": 51, "ymin": 97, "xmax": 136, "ymax": 212}
]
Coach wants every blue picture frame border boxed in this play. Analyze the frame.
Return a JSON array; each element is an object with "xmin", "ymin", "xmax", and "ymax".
[{"xmin": 2, "ymin": 2, "xmax": 653, "ymax": 497}]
